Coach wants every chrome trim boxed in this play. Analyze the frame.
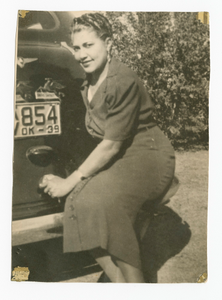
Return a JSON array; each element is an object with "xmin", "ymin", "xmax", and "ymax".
[{"xmin": 12, "ymin": 212, "xmax": 63, "ymax": 246}]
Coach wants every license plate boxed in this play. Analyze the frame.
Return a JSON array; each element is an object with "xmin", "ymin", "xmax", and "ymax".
[{"xmin": 14, "ymin": 101, "xmax": 61, "ymax": 138}]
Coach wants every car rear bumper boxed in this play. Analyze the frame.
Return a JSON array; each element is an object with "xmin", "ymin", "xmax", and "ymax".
[{"xmin": 12, "ymin": 212, "xmax": 64, "ymax": 246}]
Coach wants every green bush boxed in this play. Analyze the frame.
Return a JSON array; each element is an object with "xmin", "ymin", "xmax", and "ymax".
[{"xmin": 106, "ymin": 12, "xmax": 210, "ymax": 150}]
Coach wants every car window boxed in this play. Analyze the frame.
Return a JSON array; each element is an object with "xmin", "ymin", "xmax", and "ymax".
[{"xmin": 19, "ymin": 11, "xmax": 56, "ymax": 30}]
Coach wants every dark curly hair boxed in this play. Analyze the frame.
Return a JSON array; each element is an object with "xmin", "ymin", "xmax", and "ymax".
[{"xmin": 71, "ymin": 13, "xmax": 113, "ymax": 41}]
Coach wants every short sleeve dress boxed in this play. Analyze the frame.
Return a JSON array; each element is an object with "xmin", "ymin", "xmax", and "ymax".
[{"xmin": 63, "ymin": 58, "xmax": 175, "ymax": 270}]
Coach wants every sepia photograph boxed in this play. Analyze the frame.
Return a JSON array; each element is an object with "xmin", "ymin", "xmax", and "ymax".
[{"xmin": 10, "ymin": 10, "xmax": 210, "ymax": 284}]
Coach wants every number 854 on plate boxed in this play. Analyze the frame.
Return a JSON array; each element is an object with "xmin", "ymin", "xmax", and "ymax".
[{"xmin": 14, "ymin": 101, "xmax": 61, "ymax": 139}]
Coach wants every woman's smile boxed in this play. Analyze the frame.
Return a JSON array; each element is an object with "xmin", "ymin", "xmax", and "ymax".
[
  {"xmin": 81, "ymin": 59, "xmax": 93, "ymax": 68},
  {"xmin": 71, "ymin": 29, "xmax": 111, "ymax": 75}
]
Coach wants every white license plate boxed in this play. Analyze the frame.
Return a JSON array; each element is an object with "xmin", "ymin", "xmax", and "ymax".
[{"xmin": 14, "ymin": 101, "xmax": 61, "ymax": 138}]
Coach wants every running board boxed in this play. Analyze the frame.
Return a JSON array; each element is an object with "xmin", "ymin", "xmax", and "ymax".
[{"xmin": 12, "ymin": 212, "xmax": 64, "ymax": 246}]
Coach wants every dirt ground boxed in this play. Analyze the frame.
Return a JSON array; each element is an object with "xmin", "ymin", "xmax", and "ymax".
[
  {"xmin": 157, "ymin": 150, "xmax": 208, "ymax": 283},
  {"xmin": 62, "ymin": 150, "xmax": 209, "ymax": 283}
]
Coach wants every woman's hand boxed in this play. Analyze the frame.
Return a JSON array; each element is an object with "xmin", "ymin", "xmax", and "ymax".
[
  {"xmin": 39, "ymin": 174, "xmax": 76, "ymax": 198},
  {"xmin": 39, "ymin": 140, "xmax": 123, "ymax": 199}
]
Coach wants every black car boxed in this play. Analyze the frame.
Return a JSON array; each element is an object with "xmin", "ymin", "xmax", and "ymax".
[{"xmin": 12, "ymin": 11, "xmax": 97, "ymax": 246}]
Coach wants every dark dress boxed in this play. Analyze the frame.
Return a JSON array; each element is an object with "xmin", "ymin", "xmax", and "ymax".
[{"xmin": 63, "ymin": 58, "xmax": 175, "ymax": 270}]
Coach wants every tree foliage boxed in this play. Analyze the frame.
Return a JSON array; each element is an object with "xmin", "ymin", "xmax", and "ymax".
[{"xmin": 106, "ymin": 12, "xmax": 210, "ymax": 149}]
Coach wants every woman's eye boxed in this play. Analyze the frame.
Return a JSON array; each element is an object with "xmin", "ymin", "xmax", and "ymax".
[
  {"xmin": 73, "ymin": 47, "xmax": 79, "ymax": 52},
  {"xmin": 86, "ymin": 44, "xmax": 93, "ymax": 48}
]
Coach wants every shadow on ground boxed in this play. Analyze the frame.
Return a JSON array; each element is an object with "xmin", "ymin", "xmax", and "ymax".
[
  {"xmin": 12, "ymin": 205, "xmax": 191, "ymax": 282},
  {"xmin": 98, "ymin": 205, "xmax": 191, "ymax": 283},
  {"xmin": 140, "ymin": 205, "xmax": 191, "ymax": 283}
]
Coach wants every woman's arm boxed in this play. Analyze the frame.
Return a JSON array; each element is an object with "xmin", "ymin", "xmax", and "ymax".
[
  {"xmin": 40, "ymin": 69, "xmax": 140, "ymax": 197},
  {"xmin": 39, "ymin": 139, "xmax": 123, "ymax": 198},
  {"xmin": 77, "ymin": 139, "xmax": 123, "ymax": 177}
]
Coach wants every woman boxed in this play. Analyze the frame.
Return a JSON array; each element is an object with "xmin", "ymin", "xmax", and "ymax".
[{"xmin": 39, "ymin": 13, "xmax": 175, "ymax": 283}]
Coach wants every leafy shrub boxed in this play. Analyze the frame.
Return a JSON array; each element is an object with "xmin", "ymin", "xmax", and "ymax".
[{"xmin": 106, "ymin": 12, "xmax": 210, "ymax": 149}]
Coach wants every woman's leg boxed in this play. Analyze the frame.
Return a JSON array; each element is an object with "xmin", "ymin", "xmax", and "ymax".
[
  {"xmin": 90, "ymin": 248, "xmax": 126, "ymax": 283},
  {"xmin": 90, "ymin": 248, "xmax": 144, "ymax": 283},
  {"xmin": 115, "ymin": 259, "xmax": 145, "ymax": 283}
]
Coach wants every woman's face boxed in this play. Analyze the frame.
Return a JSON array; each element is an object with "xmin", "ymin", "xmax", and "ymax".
[{"xmin": 71, "ymin": 28, "xmax": 111, "ymax": 74}]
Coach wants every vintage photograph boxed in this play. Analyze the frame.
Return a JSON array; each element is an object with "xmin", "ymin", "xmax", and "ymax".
[{"xmin": 12, "ymin": 10, "xmax": 209, "ymax": 283}]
